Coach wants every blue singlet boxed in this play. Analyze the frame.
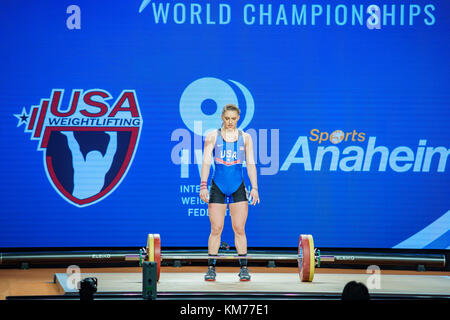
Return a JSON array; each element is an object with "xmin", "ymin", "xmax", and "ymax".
[{"xmin": 212, "ymin": 129, "xmax": 245, "ymax": 196}]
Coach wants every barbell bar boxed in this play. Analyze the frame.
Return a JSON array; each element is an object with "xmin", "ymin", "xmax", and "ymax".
[{"xmin": 126, "ymin": 234, "xmax": 319, "ymax": 282}]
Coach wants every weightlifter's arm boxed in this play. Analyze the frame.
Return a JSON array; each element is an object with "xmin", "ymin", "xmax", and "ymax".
[
  {"xmin": 199, "ymin": 131, "xmax": 217, "ymax": 203},
  {"xmin": 244, "ymin": 133, "xmax": 260, "ymax": 205}
]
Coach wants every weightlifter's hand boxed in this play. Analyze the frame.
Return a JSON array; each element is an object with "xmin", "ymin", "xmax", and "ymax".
[{"xmin": 199, "ymin": 188, "xmax": 209, "ymax": 203}]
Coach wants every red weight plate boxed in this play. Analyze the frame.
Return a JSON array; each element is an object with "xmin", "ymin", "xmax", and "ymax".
[
  {"xmin": 153, "ymin": 234, "xmax": 161, "ymax": 281},
  {"xmin": 298, "ymin": 234, "xmax": 311, "ymax": 282}
]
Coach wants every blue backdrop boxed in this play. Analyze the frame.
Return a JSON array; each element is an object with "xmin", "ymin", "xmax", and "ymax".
[{"xmin": 0, "ymin": 0, "xmax": 449, "ymax": 249}]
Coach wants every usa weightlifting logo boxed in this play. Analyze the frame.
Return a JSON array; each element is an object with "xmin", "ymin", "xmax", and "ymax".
[{"xmin": 14, "ymin": 89, "xmax": 143, "ymax": 207}]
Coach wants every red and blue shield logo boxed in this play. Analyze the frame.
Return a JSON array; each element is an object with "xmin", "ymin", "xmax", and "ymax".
[{"xmin": 15, "ymin": 89, "xmax": 142, "ymax": 207}]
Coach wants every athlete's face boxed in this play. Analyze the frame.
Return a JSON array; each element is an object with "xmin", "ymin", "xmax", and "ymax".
[{"xmin": 222, "ymin": 110, "xmax": 240, "ymax": 130}]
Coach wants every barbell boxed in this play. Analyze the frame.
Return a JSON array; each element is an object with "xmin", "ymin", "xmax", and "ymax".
[{"xmin": 128, "ymin": 234, "xmax": 319, "ymax": 282}]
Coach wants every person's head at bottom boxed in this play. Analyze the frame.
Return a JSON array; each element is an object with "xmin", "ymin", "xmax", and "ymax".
[{"xmin": 341, "ymin": 281, "xmax": 370, "ymax": 301}]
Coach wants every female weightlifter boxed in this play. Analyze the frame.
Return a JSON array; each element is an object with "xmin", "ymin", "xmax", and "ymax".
[{"xmin": 199, "ymin": 104, "xmax": 260, "ymax": 281}]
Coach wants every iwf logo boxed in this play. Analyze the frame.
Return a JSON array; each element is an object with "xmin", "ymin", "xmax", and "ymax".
[
  {"xmin": 173, "ymin": 77, "xmax": 256, "ymax": 178},
  {"xmin": 179, "ymin": 77, "xmax": 254, "ymax": 136},
  {"xmin": 14, "ymin": 89, "xmax": 143, "ymax": 207}
]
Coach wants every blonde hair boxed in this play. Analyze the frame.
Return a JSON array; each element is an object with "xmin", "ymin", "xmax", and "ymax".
[{"xmin": 222, "ymin": 104, "xmax": 240, "ymax": 116}]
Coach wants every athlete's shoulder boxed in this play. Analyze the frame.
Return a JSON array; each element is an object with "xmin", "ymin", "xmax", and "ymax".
[
  {"xmin": 242, "ymin": 131, "xmax": 252, "ymax": 143},
  {"xmin": 207, "ymin": 130, "xmax": 218, "ymax": 136},
  {"xmin": 205, "ymin": 129, "xmax": 218, "ymax": 143}
]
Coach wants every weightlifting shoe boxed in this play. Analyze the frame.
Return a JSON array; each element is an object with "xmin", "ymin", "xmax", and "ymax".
[
  {"xmin": 204, "ymin": 266, "xmax": 216, "ymax": 281},
  {"xmin": 238, "ymin": 266, "xmax": 251, "ymax": 281}
]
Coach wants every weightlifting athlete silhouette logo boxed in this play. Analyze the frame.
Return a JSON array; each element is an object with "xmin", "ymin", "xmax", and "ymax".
[{"xmin": 61, "ymin": 131, "xmax": 117, "ymax": 200}]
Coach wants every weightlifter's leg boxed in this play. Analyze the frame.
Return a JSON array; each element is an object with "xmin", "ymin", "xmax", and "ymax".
[
  {"xmin": 230, "ymin": 200, "xmax": 251, "ymax": 281},
  {"xmin": 229, "ymin": 201, "xmax": 248, "ymax": 256},
  {"xmin": 208, "ymin": 203, "xmax": 227, "ymax": 255},
  {"xmin": 205, "ymin": 203, "xmax": 226, "ymax": 281}
]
